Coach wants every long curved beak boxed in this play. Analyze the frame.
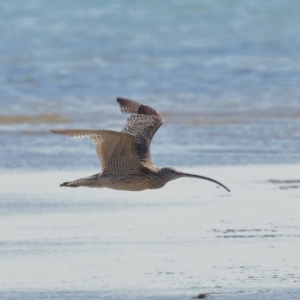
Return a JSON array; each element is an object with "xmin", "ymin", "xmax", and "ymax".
[{"xmin": 179, "ymin": 172, "xmax": 231, "ymax": 192}]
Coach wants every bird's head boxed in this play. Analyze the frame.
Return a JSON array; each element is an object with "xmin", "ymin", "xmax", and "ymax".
[
  {"xmin": 159, "ymin": 167, "xmax": 230, "ymax": 192},
  {"xmin": 159, "ymin": 167, "xmax": 185, "ymax": 180}
]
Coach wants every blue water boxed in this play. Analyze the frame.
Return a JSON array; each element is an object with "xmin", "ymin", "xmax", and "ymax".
[{"xmin": 1, "ymin": 0, "xmax": 300, "ymax": 169}]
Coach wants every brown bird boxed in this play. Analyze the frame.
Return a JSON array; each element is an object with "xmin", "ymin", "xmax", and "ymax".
[{"xmin": 51, "ymin": 98, "xmax": 230, "ymax": 192}]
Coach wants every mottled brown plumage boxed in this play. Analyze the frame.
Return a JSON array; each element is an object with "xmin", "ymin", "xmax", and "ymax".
[{"xmin": 51, "ymin": 98, "xmax": 230, "ymax": 192}]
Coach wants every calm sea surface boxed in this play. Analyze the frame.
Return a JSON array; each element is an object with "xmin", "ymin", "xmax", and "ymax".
[
  {"xmin": 0, "ymin": 1, "xmax": 300, "ymax": 300},
  {"xmin": 1, "ymin": 0, "xmax": 300, "ymax": 169}
]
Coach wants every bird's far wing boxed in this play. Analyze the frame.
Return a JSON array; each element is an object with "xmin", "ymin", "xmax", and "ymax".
[
  {"xmin": 117, "ymin": 98, "xmax": 163, "ymax": 167},
  {"xmin": 51, "ymin": 129, "xmax": 143, "ymax": 174}
]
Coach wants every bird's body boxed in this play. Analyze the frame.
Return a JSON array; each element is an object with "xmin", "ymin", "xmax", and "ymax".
[
  {"xmin": 52, "ymin": 98, "xmax": 230, "ymax": 192},
  {"xmin": 62, "ymin": 168, "xmax": 168, "ymax": 191}
]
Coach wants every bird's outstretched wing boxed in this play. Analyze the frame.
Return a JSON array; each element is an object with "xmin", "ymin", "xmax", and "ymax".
[
  {"xmin": 117, "ymin": 98, "xmax": 163, "ymax": 168},
  {"xmin": 51, "ymin": 129, "xmax": 143, "ymax": 174}
]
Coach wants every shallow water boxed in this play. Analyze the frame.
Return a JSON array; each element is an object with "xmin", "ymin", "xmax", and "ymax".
[{"xmin": 1, "ymin": 166, "xmax": 300, "ymax": 299}]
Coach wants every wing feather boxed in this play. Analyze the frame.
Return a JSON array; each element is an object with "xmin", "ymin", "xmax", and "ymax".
[
  {"xmin": 117, "ymin": 98, "xmax": 163, "ymax": 167},
  {"xmin": 51, "ymin": 129, "xmax": 143, "ymax": 174}
]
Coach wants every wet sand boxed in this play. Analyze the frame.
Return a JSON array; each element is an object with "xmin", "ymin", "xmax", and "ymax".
[{"xmin": 0, "ymin": 165, "xmax": 299, "ymax": 299}]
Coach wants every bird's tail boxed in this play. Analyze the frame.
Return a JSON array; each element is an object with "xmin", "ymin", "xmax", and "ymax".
[
  {"xmin": 60, "ymin": 181, "xmax": 78, "ymax": 187},
  {"xmin": 60, "ymin": 173, "xmax": 100, "ymax": 188}
]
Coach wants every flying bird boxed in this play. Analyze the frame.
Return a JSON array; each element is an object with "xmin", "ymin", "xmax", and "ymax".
[{"xmin": 51, "ymin": 98, "xmax": 230, "ymax": 192}]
